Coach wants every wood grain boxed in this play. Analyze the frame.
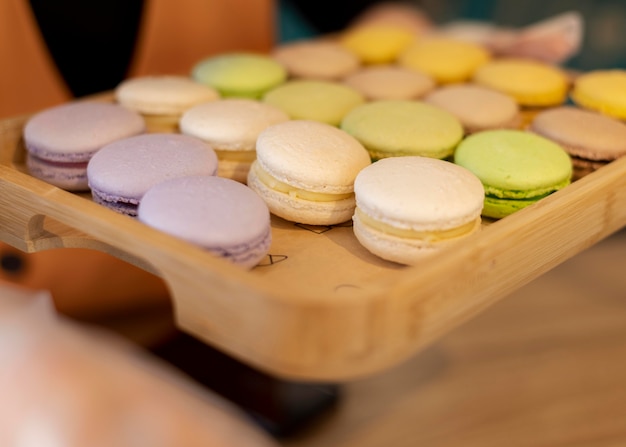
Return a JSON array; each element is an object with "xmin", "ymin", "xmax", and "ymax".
[
  {"xmin": 284, "ymin": 228, "xmax": 626, "ymax": 446},
  {"xmin": 2, "ymin": 110, "xmax": 626, "ymax": 381}
]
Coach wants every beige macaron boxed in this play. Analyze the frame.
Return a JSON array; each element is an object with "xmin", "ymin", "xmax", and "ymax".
[
  {"xmin": 342, "ymin": 65, "xmax": 435, "ymax": 100},
  {"xmin": 179, "ymin": 99, "xmax": 290, "ymax": 183},
  {"xmin": 528, "ymin": 105, "xmax": 626, "ymax": 179},
  {"xmin": 247, "ymin": 120, "xmax": 371, "ymax": 226},
  {"xmin": 115, "ymin": 75, "xmax": 220, "ymax": 132},
  {"xmin": 424, "ymin": 84, "xmax": 521, "ymax": 134},
  {"xmin": 271, "ymin": 39, "xmax": 360, "ymax": 80}
]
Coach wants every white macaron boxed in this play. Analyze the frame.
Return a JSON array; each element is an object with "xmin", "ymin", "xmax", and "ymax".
[
  {"xmin": 353, "ymin": 156, "xmax": 484, "ymax": 265},
  {"xmin": 247, "ymin": 120, "xmax": 371, "ymax": 226},
  {"xmin": 180, "ymin": 98, "xmax": 290, "ymax": 183},
  {"xmin": 115, "ymin": 75, "xmax": 220, "ymax": 131}
]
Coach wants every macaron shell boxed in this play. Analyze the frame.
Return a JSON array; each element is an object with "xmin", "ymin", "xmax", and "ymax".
[
  {"xmin": 454, "ymin": 129, "xmax": 572, "ymax": 199},
  {"xmin": 25, "ymin": 154, "xmax": 90, "ymax": 191},
  {"xmin": 255, "ymin": 120, "xmax": 371, "ymax": 194},
  {"xmin": 191, "ymin": 53, "xmax": 287, "ymax": 99},
  {"xmin": 340, "ymin": 100, "xmax": 463, "ymax": 160},
  {"xmin": 472, "ymin": 58, "xmax": 569, "ymax": 107},
  {"xmin": 262, "ymin": 80, "xmax": 365, "ymax": 126},
  {"xmin": 23, "ymin": 101, "xmax": 146, "ymax": 161},
  {"xmin": 483, "ymin": 195, "xmax": 541, "ymax": 220},
  {"xmin": 570, "ymin": 70, "xmax": 626, "ymax": 120},
  {"xmin": 138, "ymin": 176, "xmax": 271, "ymax": 268},
  {"xmin": 528, "ymin": 106, "xmax": 626, "ymax": 161}
]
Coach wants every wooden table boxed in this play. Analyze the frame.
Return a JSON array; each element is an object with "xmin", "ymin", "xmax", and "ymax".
[{"xmin": 284, "ymin": 227, "xmax": 626, "ymax": 446}]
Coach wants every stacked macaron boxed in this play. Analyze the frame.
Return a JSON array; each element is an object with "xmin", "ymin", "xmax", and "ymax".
[
  {"xmin": 138, "ymin": 176, "xmax": 272, "ymax": 269},
  {"xmin": 23, "ymin": 101, "xmax": 146, "ymax": 191},
  {"xmin": 247, "ymin": 120, "xmax": 371, "ymax": 226}
]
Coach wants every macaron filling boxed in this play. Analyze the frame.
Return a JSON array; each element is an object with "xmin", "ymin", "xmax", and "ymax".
[
  {"xmin": 355, "ymin": 208, "xmax": 480, "ymax": 242},
  {"xmin": 251, "ymin": 162, "xmax": 353, "ymax": 202},
  {"xmin": 214, "ymin": 149, "xmax": 257, "ymax": 163}
]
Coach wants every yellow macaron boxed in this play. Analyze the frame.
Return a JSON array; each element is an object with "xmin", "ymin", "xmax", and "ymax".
[
  {"xmin": 472, "ymin": 58, "xmax": 569, "ymax": 107},
  {"xmin": 339, "ymin": 24, "xmax": 416, "ymax": 64},
  {"xmin": 398, "ymin": 36, "xmax": 491, "ymax": 84},
  {"xmin": 570, "ymin": 69, "xmax": 626, "ymax": 120}
]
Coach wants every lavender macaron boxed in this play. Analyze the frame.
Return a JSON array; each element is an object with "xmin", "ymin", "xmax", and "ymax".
[
  {"xmin": 87, "ymin": 133, "xmax": 218, "ymax": 216},
  {"xmin": 138, "ymin": 176, "xmax": 272, "ymax": 268},
  {"xmin": 23, "ymin": 101, "xmax": 146, "ymax": 191}
]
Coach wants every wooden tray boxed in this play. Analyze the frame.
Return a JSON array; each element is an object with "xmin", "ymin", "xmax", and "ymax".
[{"xmin": 2, "ymin": 109, "xmax": 626, "ymax": 382}]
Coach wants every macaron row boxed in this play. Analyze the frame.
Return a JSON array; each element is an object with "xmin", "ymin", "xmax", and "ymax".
[{"xmin": 18, "ymin": 96, "xmax": 570, "ymax": 268}]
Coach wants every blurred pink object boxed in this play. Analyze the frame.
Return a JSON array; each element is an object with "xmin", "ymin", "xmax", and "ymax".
[
  {"xmin": 438, "ymin": 11, "xmax": 584, "ymax": 65},
  {"xmin": 0, "ymin": 285, "xmax": 277, "ymax": 447},
  {"xmin": 489, "ymin": 11, "xmax": 583, "ymax": 64}
]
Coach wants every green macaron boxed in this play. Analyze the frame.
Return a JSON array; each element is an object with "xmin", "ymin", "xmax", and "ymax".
[
  {"xmin": 262, "ymin": 79, "xmax": 365, "ymax": 127},
  {"xmin": 191, "ymin": 52, "xmax": 287, "ymax": 99},
  {"xmin": 454, "ymin": 129, "xmax": 573, "ymax": 219},
  {"xmin": 340, "ymin": 100, "xmax": 464, "ymax": 160}
]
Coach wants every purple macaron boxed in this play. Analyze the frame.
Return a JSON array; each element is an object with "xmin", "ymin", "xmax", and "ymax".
[
  {"xmin": 138, "ymin": 175, "xmax": 272, "ymax": 268},
  {"xmin": 23, "ymin": 101, "xmax": 146, "ymax": 191},
  {"xmin": 87, "ymin": 133, "xmax": 218, "ymax": 216}
]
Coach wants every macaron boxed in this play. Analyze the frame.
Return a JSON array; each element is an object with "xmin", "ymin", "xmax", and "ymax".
[
  {"xmin": 471, "ymin": 58, "xmax": 570, "ymax": 107},
  {"xmin": 271, "ymin": 39, "xmax": 360, "ymax": 80},
  {"xmin": 342, "ymin": 65, "xmax": 436, "ymax": 100},
  {"xmin": 262, "ymin": 79, "xmax": 365, "ymax": 126},
  {"xmin": 138, "ymin": 175, "xmax": 272, "ymax": 269},
  {"xmin": 353, "ymin": 156, "xmax": 484, "ymax": 265},
  {"xmin": 87, "ymin": 133, "xmax": 218, "ymax": 216},
  {"xmin": 340, "ymin": 99, "xmax": 464, "ymax": 160},
  {"xmin": 23, "ymin": 101, "xmax": 146, "ymax": 191},
  {"xmin": 398, "ymin": 36, "xmax": 491, "ymax": 84},
  {"xmin": 423, "ymin": 84, "xmax": 521, "ymax": 134},
  {"xmin": 114, "ymin": 75, "xmax": 220, "ymax": 132},
  {"xmin": 191, "ymin": 52, "xmax": 287, "ymax": 99},
  {"xmin": 179, "ymin": 99, "xmax": 290, "ymax": 183},
  {"xmin": 528, "ymin": 106, "xmax": 626, "ymax": 179},
  {"xmin": 247, "ymin": 120, "xmax": 371, "ymax": 226},
  {"xmin": 454, "ymin": 129, "xmax": 573, "ymax": 219},
  {"xmin": 339, "ymin": 24, "xmax": 416, "ymax": 64},
  {"xmin": 570, "ymin": 69, "xmax": 626, "ymax": 120}
]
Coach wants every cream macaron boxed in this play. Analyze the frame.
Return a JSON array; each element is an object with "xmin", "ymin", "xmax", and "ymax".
[
  {"xmin": 247, "ymin": 120, "xmax": 371, "ymax": 226},
  {"xmin": 179, "ymin": 98, "xmax": 290, "ymax": 183},
  {"xmin": 271, "ymin": 39, "xmax": 360, "ymax": 80},
  {"xmin": 342, "ymin": 65, "xmax": 436, "ymax": 101},
  {"xmin": 114, "ymin": 75, "xmax": 220, "ymax": 132},
  {"xmin": 424, "ymin": 84, "xmax": 521, "ymax": 134},
  {"xmin": 353, "ymin": 156, "xmax": 484, "ymax": 265}
]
